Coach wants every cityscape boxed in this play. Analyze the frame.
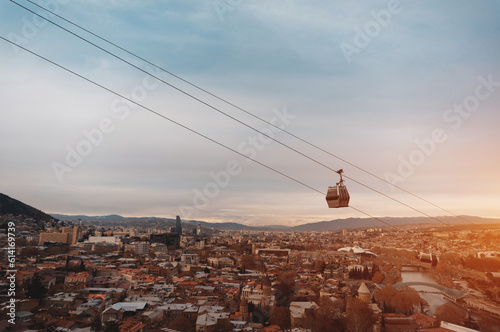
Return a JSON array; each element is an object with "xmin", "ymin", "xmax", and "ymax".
[
  {"xmin": 1, "ymin": 193, "xmax": 500, "ymax": 331},
  {"xmin": 2, "ymin": 1, "xmax": 500, "ymax": 332}
]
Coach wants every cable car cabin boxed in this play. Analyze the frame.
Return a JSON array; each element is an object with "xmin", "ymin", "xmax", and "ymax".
[{"xmin": 326, "ymin": 184, "xmax": 350, "ymax": 208}]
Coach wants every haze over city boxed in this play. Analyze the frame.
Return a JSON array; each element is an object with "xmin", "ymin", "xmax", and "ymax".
[{"xmin": 1, "ymin": 1, "xmax": 499, "ymax": 226}]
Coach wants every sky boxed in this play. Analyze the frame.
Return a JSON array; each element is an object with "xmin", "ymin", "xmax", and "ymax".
[{"xmin": 1, "ymin": 0, "xmax": 499, "ymax": 226}]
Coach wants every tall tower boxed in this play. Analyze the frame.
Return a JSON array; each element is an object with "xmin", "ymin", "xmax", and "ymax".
[
  {"xmin": 357, "ymin": 282, "xmax": 371, "ymax": 304},
  {"xmin": 240, "ymin": 298, "xmax": 249, "ymax": 321},
  {"xmin": 175, "ymin": 216, "xmax": 182, "ymax": 235}
]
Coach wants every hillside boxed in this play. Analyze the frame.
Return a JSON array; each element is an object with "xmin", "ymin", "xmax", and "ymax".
[
  {"xmin": 0, "ymin": 193, "xmax": 57, "ymax": 222},
  {"xmin": 49, "ymin": 213, "xmax": 500, "ymax": 232}
]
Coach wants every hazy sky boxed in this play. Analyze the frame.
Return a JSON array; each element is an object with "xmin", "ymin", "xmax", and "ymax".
[{"xmin": 1, "ymin": 0, "xmax": 499, "ymax": 226}]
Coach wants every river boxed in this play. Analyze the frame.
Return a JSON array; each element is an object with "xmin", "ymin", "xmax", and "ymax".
[{"xmin": 400, "ymin": 270, "xmax": 449, "ymax": 315}]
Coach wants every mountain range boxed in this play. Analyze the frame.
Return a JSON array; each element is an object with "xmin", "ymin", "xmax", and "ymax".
[
  {"xmin": 51, "ymin": 213, "xmax": 500, "ymax": 232},
  {"xmin": 2, "ymin": 192, "xmax": 500, "ymax": 232}
]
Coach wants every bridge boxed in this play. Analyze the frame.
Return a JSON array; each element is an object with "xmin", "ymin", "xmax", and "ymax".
[
  {"xmin": 392, "ymin": 282, "xmax": 468, "ymax": 299},
  {"xmin": 401, "ymin": 262, "xmax": 432, "ymax": 271}
]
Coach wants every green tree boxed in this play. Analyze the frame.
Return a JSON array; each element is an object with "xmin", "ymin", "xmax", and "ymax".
[{"xmin": 24, "ymin": 273, "xmax": 47, "ymax": 300}]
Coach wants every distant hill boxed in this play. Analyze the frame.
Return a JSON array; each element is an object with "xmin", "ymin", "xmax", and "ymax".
[
  {"xmin": 51, "ymin": 214, "xmax": 274, "ymax": 232},
  {"xmin": 49, "ymin": 213, "xmax": 500, "ymax": 232},
  {"xmin": 287, "ymin": 216, "xmax": 500, "ymax": 232},
  {"xmin": 0, "ymin": 193, "xmax": 57, "ymax": 222},
  {"xmin": 5, "ymin": 192, "xmax": 497, "ymax": 232}
]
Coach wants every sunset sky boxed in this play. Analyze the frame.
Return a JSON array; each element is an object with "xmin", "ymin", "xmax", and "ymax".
[{"xmin": 1, "ymin": 1, "xmax": 499, "ymax": 226}]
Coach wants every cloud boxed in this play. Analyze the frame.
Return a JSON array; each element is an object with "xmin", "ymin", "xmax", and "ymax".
[{"xmin": 1, "ymin": 0, "xmax": 499, "ymax": 224}]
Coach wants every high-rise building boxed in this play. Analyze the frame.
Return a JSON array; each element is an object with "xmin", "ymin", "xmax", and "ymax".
[{"xmin": 175, "ymin": 215, "xmax": 182, "ymax": 235}]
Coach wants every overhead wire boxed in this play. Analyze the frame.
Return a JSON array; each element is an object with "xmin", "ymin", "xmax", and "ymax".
[
  {"xmin": 17, "ymin": 0, "xmax": 477, "ymax": 227},
  {"xmin": 7, "ymin": 1, "xmax": 468, "ymax": 230},
  {"xmin": 0, "ymin": 35, "xmax": 398, "ymax": 230}
]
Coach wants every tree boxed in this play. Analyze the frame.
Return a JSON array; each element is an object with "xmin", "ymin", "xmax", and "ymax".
[
  {"xmin": 392, "ymin": 286, "xmax": 428, "ymax": 315},
  {"xmin": 375, "ymin": 285, "xmax": 397, "ymax": 312},
  {"xmin": 383, "ymin": 275, "xmax": 397, "ymax": 285},
  {"xmin": 440, "ymin": 252, "xmax": 462, "ymax": 266},
  {"xmin": 275, "ymin": 271, "xmax": 296, "ymax": 307},
  {"xmin": 269, "ymin": 305, "xmax": 291, "ymax": 329},
  {"xmin": 345, "ymin": 298, "xmax": 375, "ymax": 332},
  {"xmin": 168, "ymin": 315, "xmax": 195, "ymax": 332},
  {"xmin": 381, "ymin": 264, "xmax": 392, "ymax": 273},
  {"xmin": 24, "ymin": 273, "xmax": 47, "ymax": 300},
  {"xmin": 362, "ymin": 267, "xmax": 371, "ymax": 280},
  {"xmin": 372, "ymin": 271, "xmax": 384, "ymax": 284},
  {"xmin": 435, "ymin": 304, "xmax": 466, "ymax": 325},
  {"xmin": 307, "ymin": 297, "xmax": 345, "ymax": 332}
]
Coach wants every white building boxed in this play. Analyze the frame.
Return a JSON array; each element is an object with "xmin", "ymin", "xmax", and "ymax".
[
  {"xmin": 88, "ymin": 236, "xmax": 121, "ymax": 244},
  {"xmin": 133, "ymin": 241, "xmax": 150, "ymax": 255}
]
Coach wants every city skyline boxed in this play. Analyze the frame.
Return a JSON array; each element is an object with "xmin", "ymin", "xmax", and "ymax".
[{"xmin": 1, "ymin": 1, "xmax": 499, "ymax": 226}]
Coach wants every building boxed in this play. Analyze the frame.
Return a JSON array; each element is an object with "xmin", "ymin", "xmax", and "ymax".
[
  {"xmin": 39, "ymin": 226, "xmax": 82, "ymax": 245},
  {"xmin": 62, "ymin": 226, "xmax": 82, "ymax": 244},
  {"xmin": 150, "ymin": 233, "xmax": 180, "ymax": 249},
  {"xmin": 65, "ymin": 272, "xmax": 92, "ymax": 286},
  {"xmin": 39, "ymin": 232, "xmax": 70, "ymax": 245},
  {"xmin": 289, "ymin": 302, "xmax": 318, "ymax": 328},
  {"xmin": 196, "ymin": 239, "xmax": 205, "ymax": 249},
  {"xmin": 256, "ymin": 248, "xmax": 291, "ymax": 257},
  {"xmin": 181, "ymin": 254, "xmax": 199, "ymax": 265},
  {"xmin": 196, "ymin": 312, "xmax": 230, "ymax": 332},
  {"xmin": 239, "ymin": 298, "xmax": 249, "ymax": 321},
  {"xmin": 357, "ymin": 282, "xmax": 371, "ymax": 303},
  {"xmin": 88, "ymin": 236, "xmax": 121, "ymax": 244},
  {"xmin": 132, "ymin": 242, "xmax": 150, "ymax": 255},
  {"xmin": 175, "ymin": 215, "xmax": 182, "ymax": 235},
  {"xmin": 207, "ymin": 257, "xmax": 234, "ymax": 268}
]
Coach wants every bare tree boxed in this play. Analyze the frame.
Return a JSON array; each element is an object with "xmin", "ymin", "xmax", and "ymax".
[{"xmin": 345, "ymin": 298, "xmax": 375, "ymax": 332}]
